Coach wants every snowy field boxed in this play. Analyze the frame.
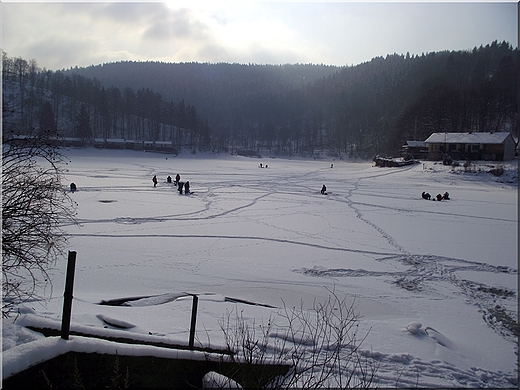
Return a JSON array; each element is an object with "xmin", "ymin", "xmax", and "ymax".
[{"xmin": 3, "ymin": 148, "xmax": 518, "ymax": 388}]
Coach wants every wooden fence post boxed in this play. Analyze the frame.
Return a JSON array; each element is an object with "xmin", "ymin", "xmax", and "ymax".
[
  {"xmin": 61, "ymin": 251, "xmax": 77, "ymax": 340},
  {"xmin": 188, "ymin": 294, "xmax": 198, "ymax": 349}
]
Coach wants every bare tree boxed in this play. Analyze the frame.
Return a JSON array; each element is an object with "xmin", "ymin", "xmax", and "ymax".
[
  {"xmin": 218, "ymin": 288, "xmax": 379, "ymax": 389},
  {"xmin": 2, "ymin": 129, "xmax": 77, "ymax": 317}
]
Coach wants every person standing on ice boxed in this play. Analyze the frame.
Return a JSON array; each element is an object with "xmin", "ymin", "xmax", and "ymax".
[
  {"xmin": 184, "ymin": 181, "xmax": 190, "ymax": 194},
  {"xmin": 178, "ymin": 181, "xmax": 184, "ymax": 194},
  {"xmin": 175, "ymin": 173, "xmax": 180, "ymax": 186},
  {"xmin": 152, "ymin": 175, "xmax": 158, "ymax": 187},
  {"xmin": 321, "ymin": 184, "xmax": 327, "ymax": 195}
]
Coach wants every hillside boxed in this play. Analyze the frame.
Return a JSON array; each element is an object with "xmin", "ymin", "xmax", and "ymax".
[
  {"xmin": 65, "ymin": 41, "xmax": 520, "ymax": 156},
  {"xmin": 3, "ymin": 41, "xmax": 517, "ymax": 158},
  {"xmin": 67, "ymin": 62, "xmax": 339, "ymax": 132}
]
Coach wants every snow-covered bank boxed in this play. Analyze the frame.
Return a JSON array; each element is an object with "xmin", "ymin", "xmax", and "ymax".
[{"xmin": 3, "ymin": 148, "xmax": 517, "ymax": 388}]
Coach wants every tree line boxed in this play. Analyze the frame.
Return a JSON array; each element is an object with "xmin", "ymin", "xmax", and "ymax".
[
  {"xmin": 2, "ymin": 52, "xmax": 209, "ymax": 153},
  {"xmin": 3, "ymin": 41, "xmax": 517, "ymax": 158}
]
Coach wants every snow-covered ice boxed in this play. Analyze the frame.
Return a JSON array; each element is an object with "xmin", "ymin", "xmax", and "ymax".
[{"xmin": 2, "ymin": 148, "xmax": 518, "ymax": 388}]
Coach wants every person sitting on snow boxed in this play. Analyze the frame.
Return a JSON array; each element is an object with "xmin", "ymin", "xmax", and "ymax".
[
  {"xmin": 422, "ymin": 191, "xmax": 431, "ymax": 200},
  {"xmin": 167, "ymin": 175, "xmax": 172, "ymax": 183},
  {"xmin": 70, "ymin": 182, "xmax": 77, "ymax": 193},
  {"xmin": 442, "ymin": 192, "xmax": 450, "ymax": 200},
  {"xmin": 435, "ymin": 193, "xmax": 443, "ymax": 201}
]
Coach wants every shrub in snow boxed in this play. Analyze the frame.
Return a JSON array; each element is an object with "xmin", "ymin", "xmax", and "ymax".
[
  {"xmin": 489, "ymin": 165, "xmax": 505, "ymax": 177},
  {"xmin": 218, "ymin": 288, "xmax": 378, "ymax": 389}
]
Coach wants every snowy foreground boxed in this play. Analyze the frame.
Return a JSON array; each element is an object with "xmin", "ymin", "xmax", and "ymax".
[{"xmin": 3, "ymin": 148, "xmax": 518, "ymax": 388}]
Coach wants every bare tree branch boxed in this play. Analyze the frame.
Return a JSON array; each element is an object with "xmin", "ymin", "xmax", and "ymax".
[
  {"xmin": 2, "ymin": 129, "xmax": 77, "ymax": 317},
  {"xmin": 218, "ymin": 287, "xmax": 378, "ymax": 389}
]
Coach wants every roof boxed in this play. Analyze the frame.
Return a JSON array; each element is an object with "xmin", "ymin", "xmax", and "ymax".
[{"xmin": 424, "ymin": 132, "xmax": 513, "ymax": 144}]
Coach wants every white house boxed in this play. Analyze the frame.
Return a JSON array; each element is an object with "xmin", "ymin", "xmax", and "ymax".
[{"xmin": 424, "ymin": 132, "xmax": 516, "ymax": 161}]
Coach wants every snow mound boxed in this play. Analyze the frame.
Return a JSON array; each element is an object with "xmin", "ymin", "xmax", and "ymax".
[
  {"xmin": 406, "ymin": 322, "xmax": 454, "ymax": 348},
  {"xmin": 96, "ymin": 314, "xmax": 136, "ymax": 329},
  {"xmin": 202, "ymin": 371, "xmax": 243, "ymax": 389},
  {"xmin": 406, "ymin": 322, "xmax": 424, "ymax": 335}
]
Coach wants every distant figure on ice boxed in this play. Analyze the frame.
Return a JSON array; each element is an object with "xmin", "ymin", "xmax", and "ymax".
[
  {"xmin": 184, "ymin": 181, "xmax": 190, "ymax": 194},
  {"xmin": 178, "ymin": 181, "xmax": 184, "ymax": 194},
  {"xmin": 70, "ymin": 182, "xmax": 77, "ymax": 193},
  {"xmin": 435, "ymin": 193, "xmax": 443, "ymax": 201},
  {"xmin": 421, "ymin": 191, "xmax": 431, "ymax": 200},
  {"xmin": 259, "ymin": 163, "xmax": 263, "ymax": 168},
  {"xmin": 442, "ymin": 192, "xmax": 450, "ymax": 200},
  {"xmin": 167, "ymin": 175, "xmax": 172, "ymax": 183},
  {"xmin": 175, "ymin": 174, "xmax": 180, "ymax": 185},
  {"xmin": 331, "ymin": 163, "xmax": 334, "ymax": 168},
  {"xmin": 321, "ymin": 184, "xmax": 327, "ymax": 195},
  {"xmin": 152, "ymin": 175, "xmax": 158, "ymax": 187}
]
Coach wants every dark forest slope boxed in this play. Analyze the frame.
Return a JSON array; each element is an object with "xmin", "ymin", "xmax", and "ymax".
[{"xmin": 68, "ymin": 62, "xmax": 339, "ymax": 130}]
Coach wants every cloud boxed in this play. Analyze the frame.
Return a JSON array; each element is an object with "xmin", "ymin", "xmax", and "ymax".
[
  {"xmin": 1, "ymin": 1, "xmax": 517, "ymax": 70},
  {"xmin": 24, "ymin": 37, "xmax": 99, "ymax": 70},
  {"xmin": 142, "ymin": 8, "xmax": 211, "ymax": 42}
]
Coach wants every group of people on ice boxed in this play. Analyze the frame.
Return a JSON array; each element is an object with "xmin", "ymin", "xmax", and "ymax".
[
  {"xmin": 153, "ymin": 173, "xmax": 191, "ymax": 194},
  {"xmin": 422, "ymin": 191, "xmax": 450, "ymax": 201}
]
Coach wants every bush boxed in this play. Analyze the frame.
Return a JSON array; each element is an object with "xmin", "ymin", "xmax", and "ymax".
[
  {"xmin": 489, "ymin": 165, "xmax": 505, "ymax": 177},
  {"xmin": 218, "ymin": 288, "xmax": 378, "ymax": 389}
]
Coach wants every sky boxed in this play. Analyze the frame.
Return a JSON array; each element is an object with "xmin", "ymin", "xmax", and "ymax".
[{"xmin": 1, "ymin": 1, "xmax": 518, "ymax": 70}]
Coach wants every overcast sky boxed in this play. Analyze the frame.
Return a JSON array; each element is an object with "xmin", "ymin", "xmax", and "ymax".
[{"xmin": 1, "ymin": 1, "xmax": 517, "ymax": 70}]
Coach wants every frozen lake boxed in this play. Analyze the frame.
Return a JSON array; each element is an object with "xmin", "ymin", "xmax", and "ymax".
[{"xmin": 4, "ymin": 148, "xmax": 518, "ymax": 388}]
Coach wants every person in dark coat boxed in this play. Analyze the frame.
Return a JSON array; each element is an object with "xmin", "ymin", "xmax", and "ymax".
[
  {"xmin": 152, "ymin": 175, "xmax": 158, "ymax": 187},
  {"xmin": 436, "ymin": 193, "xmax": 443, "ymax": 201},
  {"xmin": 178, "ymin": 181, "xmax": 184, "ymax": 194},
  {"xmin": 321, "ymin": 185, "xmax": 327, "ymax": 195},
  {"xmin": 442, "ymin": 192, "xmax": 450, "ymax": 200},
  {"xmin": 70, "ymin": 182, "xmax": 77, "ymax": 193},
  {"xmin": 175, "ymin": 174, "xmax": 180, "ymax": 186},
  {"xmin": 184, "ymin": 181, "xmax": 190, "ymax": 194},
  {"xmin": 422, "ymin": 191, "xmax": 431, "ymax": 200},
  {"xmin": 167, "ymin": 175, "xmax": 172, "ymax": 183}
]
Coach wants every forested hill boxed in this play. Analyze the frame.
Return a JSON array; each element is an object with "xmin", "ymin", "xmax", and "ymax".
[
  {"xmin": 66, "ymin": 41, "xmax": 518, "ymax": 157},
  {"xmin": 3, "ymin": 41, "xmax": 517, "ymax": 158},
  {"xmin": 67, "ymin": 62, "xmax": 339, "ymax": 132}
]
